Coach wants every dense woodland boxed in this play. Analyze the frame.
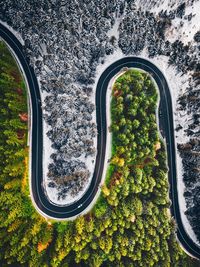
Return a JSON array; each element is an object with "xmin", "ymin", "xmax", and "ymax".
[{"xmin": 0, "ymin": 45, "xmax": 198, "ymax": 266}]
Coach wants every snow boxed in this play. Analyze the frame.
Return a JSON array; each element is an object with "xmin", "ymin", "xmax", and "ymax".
[
  {"xmin": 48, "ymin": 39, "xmax": 126, "ymax": 212},
  {"xmin": 138, "ymin": 50, "xmax": 199, "ymax": 245},
  {"xmin": 135, "ymin": 0, "xmax": 174, "ymax": 13},
  {"xmin": 176, "ymin": 150, "xmax": 199, "ymax": 245},
  {"xmin": 42, "ymin": 17, "xmax": 125, "ymax": 207},
  {"xmin": 40, "ymin": 91, "xmax": 56, "ymax": 203},
  {"xmin": 135, "ymin": 0, "xmax": 200, "ymax": 46},
  {"xmin": 107, "ymin": 17, "xmax": 121, "ymax": 40},
  {"xmin": 135, "ymin": 0, "xmax": 198, "ymax": 14},
  {"xmin": 165, "ymin": 1, "xmax": 200, "ymax": 45},
  {"xmin": 0, "ymin": 19, "xmax": 24, "ymax": 45},
  {"xmin": 40, "ymin": 88, "xmax": 97, "ymax": 206},
  {"xmin": 94, "ymin": 49, "xmax": 124, "ymax": 84}
]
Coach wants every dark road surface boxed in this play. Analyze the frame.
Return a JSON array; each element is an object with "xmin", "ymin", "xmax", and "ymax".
[{"xmin": 0, "ymin": 23, "xmax": 200, "ymax": 259}]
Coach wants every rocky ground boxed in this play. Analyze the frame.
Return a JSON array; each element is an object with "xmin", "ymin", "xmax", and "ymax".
[{"xmin": 0, "ymin": 0, "xmax": 200, "ymax": 241}]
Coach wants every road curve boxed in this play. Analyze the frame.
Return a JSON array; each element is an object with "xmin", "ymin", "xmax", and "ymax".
[{"xmin": 0, "ymin": 23, "xmax": 200, "ymax": 259}]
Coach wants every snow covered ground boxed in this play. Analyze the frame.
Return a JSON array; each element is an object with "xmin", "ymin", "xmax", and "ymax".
[
  {"xmin": 135, "ymin": 0, "xmax": 198, "ymax": 15},
  {"xmin": 40, "ymin": 89, "xmax": 97, "ymax": 205},
  {"xmin": 0, "ymin": 19, "xmax": 24, "ymax": 45},
  {"xmin": 165, "ymin": 1, "xmax": 200, "ymax": 44}
]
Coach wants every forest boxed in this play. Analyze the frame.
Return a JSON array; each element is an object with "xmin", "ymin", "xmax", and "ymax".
[{"xmin": 0, "ymin": 43, "xmax": 198, "ymax": 266}]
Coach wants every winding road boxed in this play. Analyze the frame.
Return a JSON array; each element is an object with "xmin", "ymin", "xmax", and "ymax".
[{"xmin": 0, "ymin": 22, "xmax": 200, "ymax": 259}]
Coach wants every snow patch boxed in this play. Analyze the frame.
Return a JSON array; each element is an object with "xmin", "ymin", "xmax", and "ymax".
[
  {"xmin": 0, "ymin": 19, "xmax": 24, "ymax": 45},
  {"xmin": 135, "ymin": 0, "xmax": 197, "ymax": 15},
  {"xmin": 107, "ymin": 17, "xmax": 121, "ymax": 41},
  {"xmin": 165, "ymin": 1, "xmax": 200, "ymax": 45}
]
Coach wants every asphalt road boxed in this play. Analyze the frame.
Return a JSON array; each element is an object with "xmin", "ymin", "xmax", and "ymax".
[{"xmin": 0, "ymin": 23, "xmax": 200, "ymax": 259}]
